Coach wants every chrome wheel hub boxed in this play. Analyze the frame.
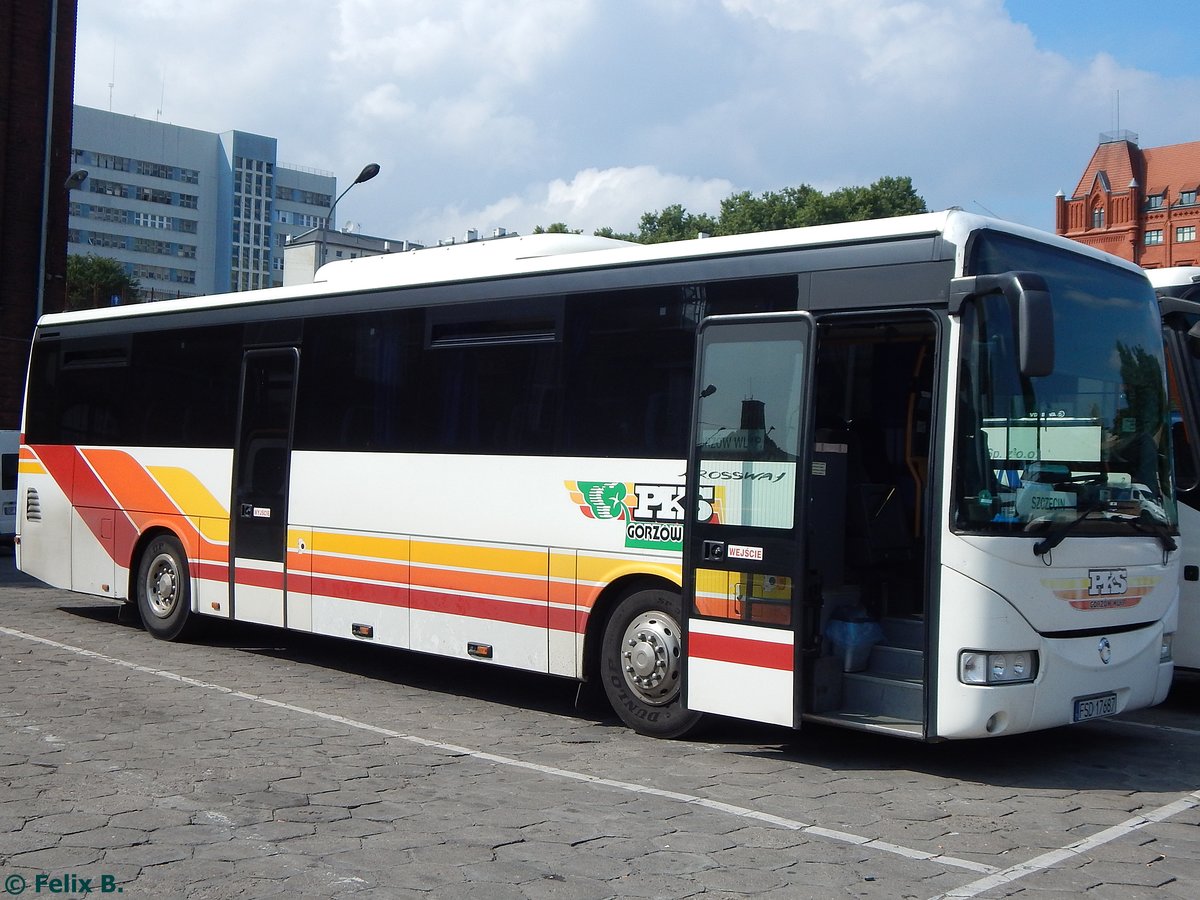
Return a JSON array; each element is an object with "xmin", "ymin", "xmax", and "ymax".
[
  {"xmin": 146, "ymin": 553, "xmax": 179, "ymax": 618},
  {"xmin": 620, "ymin": 610, "xmax": 682, "ymax": 706}
]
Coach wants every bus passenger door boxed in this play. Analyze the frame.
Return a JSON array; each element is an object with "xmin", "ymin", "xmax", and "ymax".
[
  {"xmin": 682, "ymin": 312, "xmax": 815, "ymax": 728},
  {"xmin": 230, "ymin": 349, "xmax": 298, "ymax": 628}
]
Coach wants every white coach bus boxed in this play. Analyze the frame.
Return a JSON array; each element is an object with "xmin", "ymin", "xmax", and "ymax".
[
  {"xmin": 16, "ymin": 211, "xmax": 1178, "ymax": 740},
  {"xmin": 1150, "ymin": 266, "xmax": 1200, "ymax": 672}
]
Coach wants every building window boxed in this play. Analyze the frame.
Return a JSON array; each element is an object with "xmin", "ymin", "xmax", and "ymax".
[
  {"xmin": 1181, "ymin": 190, "xmax": 1198, "ymax": 207},
  {"xmin": 1147, "ymin": 194, "xmax": 1165, "ymax": 211},
  {"xmin": 1092, "ymin": 206, "xmax": 1105, "ymax": 228},
  {"xmin": 1178, "ymin": 226, "xmax": 1197, "ymax": 243},
  {"xmin": 1145, "ymin": 229, "xmax": 1164, "ymax": 246}
]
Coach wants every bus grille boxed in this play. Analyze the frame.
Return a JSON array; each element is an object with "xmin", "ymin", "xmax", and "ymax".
[{"xmin": 25, "ymin": 488, "xmax": 41, "ymax": 521}]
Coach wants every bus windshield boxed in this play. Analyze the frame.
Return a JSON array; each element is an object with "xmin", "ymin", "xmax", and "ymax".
[{"xmin": 955, "ymin": 231, "xmax": 1177, "ymax": 534}]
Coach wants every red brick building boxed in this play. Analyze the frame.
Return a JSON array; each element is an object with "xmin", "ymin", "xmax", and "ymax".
[
  {"xmin": 0, "ymin": 1, "xmax": 77, "ymax": 431},
  {"xmin": 1057, "ymin": 131, "xmax": 1200, "ymax": 270}
]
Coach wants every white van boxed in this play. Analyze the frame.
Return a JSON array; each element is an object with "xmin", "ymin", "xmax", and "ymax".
[{"xmin": 1, "ymin": 430, "xmax": 16, "ymax": 546}]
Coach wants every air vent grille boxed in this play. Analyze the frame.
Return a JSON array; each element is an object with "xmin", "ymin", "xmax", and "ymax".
[{"xmin": 25, "ymin": 488, "xmax": 41, "ymax": 522}]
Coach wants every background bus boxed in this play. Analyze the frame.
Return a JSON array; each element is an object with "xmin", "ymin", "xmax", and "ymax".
[
  {"xmin": 1150, "ymin": 266, "xmax": 1200, "ymax": 671},
  {"xmin": 1, "ymin": 430, "xmax": 16, "ymax": 546},
  {"xmin": 16, "ymin": 211, "xmax": 1177, "ymax": 740}
]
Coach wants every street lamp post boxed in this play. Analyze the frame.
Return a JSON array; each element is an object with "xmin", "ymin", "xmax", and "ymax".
[
  {"xmin": 319, "ymin": 162, "xmax": 380, "ymax": 275},
  {"xmin": 36, "ymin": 168, "xmax": 89, "ymax": 319}
]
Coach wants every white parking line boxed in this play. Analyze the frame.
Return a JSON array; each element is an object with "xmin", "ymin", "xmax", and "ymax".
[
  {"xmin": 0, "ymin": 625, "xmax": 995, "ymax": 875},
  {"xmin": 932, "ymin": 790, "xmax": 1200, "ymax": 899}
]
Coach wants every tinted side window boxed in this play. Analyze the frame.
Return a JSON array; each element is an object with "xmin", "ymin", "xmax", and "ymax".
[
  {"xmin": 294, "ymin": 309, "xmax": 421, "ymax": 452},
  {"xmin": 297, "ymin": 303, "xmax": 564, "ymax": 456},
  {"xmin": 418, "ymin": 299, "xmax": 562, "ymax": 455},
  {"xmin": 25, "ymin": 325, "xmax": 241, "ymax": 448},
  {"xmin": 132, "ymin": 326, "xmax": 241, "ymax": 446},
  {"xmin": 563, "ymin": 287, "xmax": 698, "ymax": 458},
  {"xmin": 560, "ymin": 277, "xmax": 797, "ymax": 459}
]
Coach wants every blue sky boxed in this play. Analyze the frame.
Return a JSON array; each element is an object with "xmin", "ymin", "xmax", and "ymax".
[
  {"xmin": 72, "ymin": 1, "xmax": 1200, "ymax": 244},
  {"xmin": 1004, "ymin": 1, "xmax": 1198, "ymax": 80}
]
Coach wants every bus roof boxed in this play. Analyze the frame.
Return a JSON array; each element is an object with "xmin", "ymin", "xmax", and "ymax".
[
  {"xmin": 1147, "ymin": 267, "xmax": 1200, "ymax": 289},
  {"xmin": 39, "ymin": 209, "xmax": 1145, "ymax": 328}
]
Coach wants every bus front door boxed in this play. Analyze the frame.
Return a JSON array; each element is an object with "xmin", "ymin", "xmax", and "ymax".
[
  {"xmin": 230, "ymin": 349, "xmax": 298, "ymax": 628},
  {"xmin": 682, "ymin": 312, "xmax": 815, "ymax": 728}
]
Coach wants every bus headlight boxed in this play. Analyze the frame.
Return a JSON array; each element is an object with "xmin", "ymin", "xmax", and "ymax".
[
  {"xmin": 1161, "ymin": 632, "xmax": 1174, "ymax": 663},
  {"xmin": 959, "ymin": 650, "xmax": 1038, "ymax": 685}
]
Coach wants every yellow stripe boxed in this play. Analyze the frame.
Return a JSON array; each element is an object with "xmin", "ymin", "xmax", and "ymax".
[
  {"xmin": 312, "ymin": 530, "xmax": 409, "ymax": 561},
  {"xmin": 149, "ymin": 466, "xmax": 228, "ymax": 518},
  {"xmin": 412, "ymin": 539, "xmax": 545, "ymax": 576},
  {"xmin": 149, "ymin": 466, "xmax": 230, "ymax": 543},
  {"xmin": 578, "ymin": 553, "xmax": 681, "ymax": 589},
  {"xmin": 18, "ymin": 460, "xmax": 46, "ymax": 475}
]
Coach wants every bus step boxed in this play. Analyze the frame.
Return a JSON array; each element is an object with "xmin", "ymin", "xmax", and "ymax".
[
  {"xmin": 880, "ymin": 616, "xmax": 923, "ymax": 650},
  {"xmin": 868, "ymin": 644, "xmax": 923, "ymax": 680},
  {"xmin": 841, "ymin": 671, "xmax": 923, "ymax": 722}
]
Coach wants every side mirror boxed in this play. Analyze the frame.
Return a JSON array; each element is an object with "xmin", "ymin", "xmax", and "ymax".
[{"xmin": 950, "ymin": 272, "xmax": 1054, "ymax": 377}]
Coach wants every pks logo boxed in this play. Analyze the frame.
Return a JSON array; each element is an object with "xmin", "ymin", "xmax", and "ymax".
[
  {"xmin": 1042, "ymin": 568, "xmax": 1155, "ymax": 611},
  {"xmin": 1088, "ymin": 568, "xmax": 1128, "ymax": 597},
  {"xmin": 565, "ymin": 481, "xmax": 720, "ymax": 549}
]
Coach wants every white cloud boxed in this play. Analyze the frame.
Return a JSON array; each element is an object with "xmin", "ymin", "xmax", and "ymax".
[
  {"xmin": 406, "ymin": 165, "xmax": 736, "ymax": 244},
  {"xmin": 73, "ymin": 0, "xmax": 1200, "ymax": 241}
]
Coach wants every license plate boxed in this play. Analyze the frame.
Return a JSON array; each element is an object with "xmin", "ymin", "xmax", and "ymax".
[{"xmin": 1073, "ymin": 693, "xmax": 1117, "ymax": 722}]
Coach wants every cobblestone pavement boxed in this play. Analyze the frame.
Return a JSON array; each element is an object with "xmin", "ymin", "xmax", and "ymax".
[{"xmin": 1, "ymin": 550, "xmax": 1198, "ymax": 899}]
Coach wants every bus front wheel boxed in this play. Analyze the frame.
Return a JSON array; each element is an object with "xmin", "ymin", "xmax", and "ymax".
[
  {"xmin": 601, "ymin": 587, "xmax": 703, "ymax": 738},
  {"xmin": 136, "ymin": 534, "xmax": 195, "ymax": 641}
]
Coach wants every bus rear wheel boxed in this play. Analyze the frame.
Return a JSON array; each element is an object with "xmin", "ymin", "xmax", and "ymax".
[
  {"xmin": 136, "ymin": 534, "xmax": 195, "ymax": 641},
  {"xmin": 601, "ymin": 586, "xmax": 703, "ymax": 738}
]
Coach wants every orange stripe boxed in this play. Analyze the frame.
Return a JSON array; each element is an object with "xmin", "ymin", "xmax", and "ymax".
[
  {"xmin": 411, "ymin": 565, "xmax": 546, "ymax": 602},
  {"xmin": 84, "ymin": 448, "xmax": 176, "ymax": 515},
  {"xmin": 310, "ymin": 553, "xmax": 408, "ymax": 585}
]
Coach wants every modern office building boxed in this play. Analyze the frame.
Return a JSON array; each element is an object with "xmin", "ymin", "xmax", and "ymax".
[
  {"xmin": 1056, "ymin": 131, "xmax": 1200, "ymax": 269},
  {"xmin": 69, "ymin": 105, "xmax": 338, "ymax": 300}
]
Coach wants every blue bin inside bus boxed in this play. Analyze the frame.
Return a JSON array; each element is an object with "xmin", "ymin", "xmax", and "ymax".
[{"xmin": 825, "ymin": 607, "xmax": 885, "ymax": 673}]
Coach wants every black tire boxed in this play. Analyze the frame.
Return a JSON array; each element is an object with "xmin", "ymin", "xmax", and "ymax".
[
  {"xmin": 135, "ymin": 534, "xmax": 195, "ymax": 641},
  {"xmin": 601, "ymin": 586, "xmax": 703, "ymax": 738}
]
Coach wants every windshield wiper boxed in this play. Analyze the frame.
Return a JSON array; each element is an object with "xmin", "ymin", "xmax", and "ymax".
[
  {"xmin": 1032, "ymin": 499, "xmax": 1105, "ymax": 557},
  {"xmin": 1122, "ymin": 511, "xmax": 1178, "ymax": 553},
  {"xmin": 1033, "ymin": 503, "xmax": 1177, "ymax": 557}
]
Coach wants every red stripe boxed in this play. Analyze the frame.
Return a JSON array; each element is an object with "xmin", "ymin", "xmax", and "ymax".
[
  {"xmin": 34, "ymin": 445, "xmax": 139, "ymax": 564},
  {"xmin": 410, "ymin": 587, "xmax": 547, "ymax": 629},
  {"xmin": 194, "ymin": 561, "xmax": 229, "ymax": 582},
  {"xmin": 300, "ymin": 573, "xmax": 555, "ymax": 630},
  {"xmin": 308, "ymin": 574, "xmax": 408, "ymax": 608},
  {"xmin": 233, "ymin": 566, "xmax": 285, "ymax": 591},
  {"xmin": 548, "ymin": 605, "xmax": 579, "ymax": 633},
  {"xmin": 688, "ymin": 631, "xmax": 793, "ymax": 672}
]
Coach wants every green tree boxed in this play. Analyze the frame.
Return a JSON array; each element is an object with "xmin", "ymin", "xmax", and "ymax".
[
  {"xmin": 593, "ymin": 226, "xmax": 638, "ymax": 241},
  {"xmin": 592, "ymin": 176, "xmax": 926, "ymax": 244},
  {"xmin": 718, "ymin": 184, "xmax": 825, "ymax": 233},
  {"xmin": 822, "ymin": 176, "xmax": 927, "ymax": 223},
  {"xmin": 632, "ymin": 204, "xmax": 719, "ymax": 244},
  {"xmin": 532, "ymin": 222, "xmax": 582, "ymax": 234},
  {"xmin": 65, "ymin": 254, "xmax": 140, "ymax": 310}
]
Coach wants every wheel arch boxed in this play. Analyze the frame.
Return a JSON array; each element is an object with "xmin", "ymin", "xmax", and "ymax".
[
  {"xmin": 582, "ymin": 571, "xmax": 681, "ymax": 684},
  {"xmin": 125, "ymin": 524, "xmax": 189, "ymax": 605}
]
